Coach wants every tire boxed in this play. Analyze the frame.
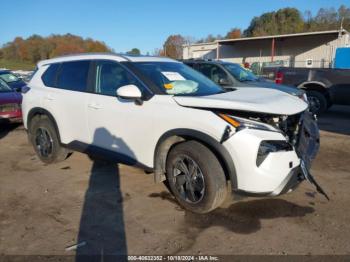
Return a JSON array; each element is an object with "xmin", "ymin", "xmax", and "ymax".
[
  {"xmin": 29, "ymin": 115, "xmax": 70, "ymax": 164},
  {"xmin": 306, "ymin": 90, "xmax": 328, "ymax": 115},
  {"xmin": 165, "ymin": 141, "xmax": 227, "ymax": 214}
]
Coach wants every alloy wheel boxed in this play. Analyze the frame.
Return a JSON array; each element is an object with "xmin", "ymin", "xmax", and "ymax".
[
  {"xmin": 35, "ymin": 127, "xmax": 53, "ymax": 158},
  {"xmin": 308, "ymin": 96, "xmax": 321, "ymax": 114},
  {"xmin": 172, "ymin": 155, "xmax": 205, "ymax": 203}
]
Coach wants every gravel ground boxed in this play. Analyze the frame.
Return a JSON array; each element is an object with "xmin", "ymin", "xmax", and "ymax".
[{"xmin": 0, "ymin": 106, "xmax": 349, "ymax": 258}]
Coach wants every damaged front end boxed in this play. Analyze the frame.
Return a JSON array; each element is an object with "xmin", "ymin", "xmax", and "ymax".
[
  {"xmin": 271, "ymin": 111, "xmax": 328, "ymax": 200},
  {"xmin": 218, "ymin": 109, "xmax": 329, "ymax": 200}
]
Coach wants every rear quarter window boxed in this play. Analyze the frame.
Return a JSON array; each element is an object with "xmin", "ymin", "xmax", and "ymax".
[{"xmin": 41, "ymin": 63, "xmax": 60, "ymax": 87}]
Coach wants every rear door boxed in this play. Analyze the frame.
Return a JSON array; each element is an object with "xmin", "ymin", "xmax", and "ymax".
[{"xmin": 41, "ymin": 60, "xmax": 92, "ymax": 144}]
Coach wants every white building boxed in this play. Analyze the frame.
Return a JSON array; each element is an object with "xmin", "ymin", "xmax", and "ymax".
[{"xmin": 183, "ymin": 30, "xmax": 350, "ymax": 68}]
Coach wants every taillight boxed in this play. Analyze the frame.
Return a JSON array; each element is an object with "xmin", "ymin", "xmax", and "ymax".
[
  {"xmin": 275, "ymin": 71, "xmax": 284, "ymax": 84},
  {"xmin": 21, "ymin": 85, "xmax": 31, "ymax": 94}
]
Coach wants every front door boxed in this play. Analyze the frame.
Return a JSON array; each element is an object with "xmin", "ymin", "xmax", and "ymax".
[{"xmin": 86, "ymin": 60, "xmax": 155, "ymax": 166}]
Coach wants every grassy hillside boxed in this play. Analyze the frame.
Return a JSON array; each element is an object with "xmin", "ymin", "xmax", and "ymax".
[{"xmin": 0, "ymin": 59, "xmax": 35, "ymax": 71}]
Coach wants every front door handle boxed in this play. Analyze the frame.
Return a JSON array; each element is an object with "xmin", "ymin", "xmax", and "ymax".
[{"xmin": 88, "ymin": 103, "xmax": 102, "ymax": 110}]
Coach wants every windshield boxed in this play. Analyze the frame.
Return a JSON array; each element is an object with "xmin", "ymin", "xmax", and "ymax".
[
  {"xmin": 0, "ymin": 72, "xmax": 20, "ymax": 83},
  {"xmin": 0, "ymin": 79, "xmax": 12, "ymax": 92},
  {"xmin": 223, "ymin": 63, "xmax": 259, "ymax": 82},
  {"xmin": 131, "ymin": 62, "xmax": 224, "ymax": 96}
]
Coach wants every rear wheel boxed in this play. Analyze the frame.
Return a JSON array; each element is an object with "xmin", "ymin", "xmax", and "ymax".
[
  {"xmin": 29, "ymin": 115, "xmax": 70, "ymax": 164},
  {"xmin": 306, "ymin": 90, "xmax": 328, "ymax": 115},
  {"xmin": 165, "ymin": 141, "xmax": 227, "ymax": 214}
]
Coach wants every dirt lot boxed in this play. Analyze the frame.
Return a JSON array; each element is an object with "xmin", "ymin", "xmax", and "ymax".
[{"xmin": 0, "ymin": 106, "xmax": 350, "ymax": 258}]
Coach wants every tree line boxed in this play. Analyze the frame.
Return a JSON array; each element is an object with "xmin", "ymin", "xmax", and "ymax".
[{"xmin": 0, "ymin": 34, "xmax": 111, "ymax": 64}]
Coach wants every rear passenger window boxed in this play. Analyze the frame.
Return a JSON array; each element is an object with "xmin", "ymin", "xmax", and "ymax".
[
  {"xmin": 57, "ymin": 61, "xmax": 90, "ymax": 92},
  {"xmin": 42, "ymin": 63, "xmax": 59, "ymax": 87}
]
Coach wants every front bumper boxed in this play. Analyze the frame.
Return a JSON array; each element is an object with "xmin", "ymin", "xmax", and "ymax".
[
  {"xmin": 234, "ymin": 166, "xmax": 305, "ymax": 197},
  {"xmin": 271, "ymin": 166, "xmax": 304, "ymax": 195},
  {"xmin": 223, "ymin": 111, "xmax": 319, "ymax": 196}
]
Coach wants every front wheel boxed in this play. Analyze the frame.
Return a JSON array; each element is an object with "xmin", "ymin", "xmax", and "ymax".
[{"xmin": 165, "ymin": 141, "xmax": 227, "ymax": 214}]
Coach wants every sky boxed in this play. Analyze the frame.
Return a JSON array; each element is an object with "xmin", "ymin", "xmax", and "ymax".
[{"xmin": 1, "ymin": 0, "xmax": 348, "ymax": 54}]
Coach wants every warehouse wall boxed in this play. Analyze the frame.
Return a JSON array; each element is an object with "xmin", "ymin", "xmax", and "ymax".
[
  {"xmin": 219, "ymin": 34, "xmax": 341, "ymax": 68},
  {"xmin": 184, "ymin": 32, "xmax": 350, "ymax": 68},
  {"xmin": 182, "ymin": 43, "xmax": 217, "ymax": 59}
]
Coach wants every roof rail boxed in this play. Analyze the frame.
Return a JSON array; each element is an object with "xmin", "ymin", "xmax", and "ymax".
[
  {"xmin": 183, "ymin": 58, "xmax": 214, "ymax": 62},
  {"xmin": 47, "ymin": 52, "xmax": 130, "ymax": 61}
]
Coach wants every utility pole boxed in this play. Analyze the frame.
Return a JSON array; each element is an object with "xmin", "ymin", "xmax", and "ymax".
[{"xmin": 271, "ymin": 38, "xmax": 275, "ymax": 62}]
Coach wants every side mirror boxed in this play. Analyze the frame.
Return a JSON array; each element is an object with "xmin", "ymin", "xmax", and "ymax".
[
  {"xmin": 218, "ymin": 78, "xmax": 231, "ymax": 86},
  {"xmin": 116, "ymin": 84, "xmax": 142, "ymax": 100},
  {"xmin": 15, "ymin": 86, "xmax": 22, "ymax": 93}
]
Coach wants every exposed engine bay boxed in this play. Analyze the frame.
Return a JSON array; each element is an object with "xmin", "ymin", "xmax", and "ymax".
[{"xmin": 216, "ymin": 108, "xmax": 328, "ymax": 200}]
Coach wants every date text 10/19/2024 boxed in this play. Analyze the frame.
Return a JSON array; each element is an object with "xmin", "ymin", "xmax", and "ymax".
[{"xmin": 128, "ymin": 255, "xmax": 219, "ymax": 261}]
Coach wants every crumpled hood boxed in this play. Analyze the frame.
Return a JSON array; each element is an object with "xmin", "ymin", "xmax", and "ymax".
[
  {"xmin": 243, "ymin": 80, "xmax": 304, "ymax": 96},
  {"xmin": 173, "ymin": 87, "xmax": 308, "ymax": 115}
]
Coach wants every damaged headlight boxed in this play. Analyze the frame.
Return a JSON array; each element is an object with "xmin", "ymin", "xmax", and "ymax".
[
  {"xmin": 256, "ymin": 140, "xmax": 293, "ymax": 166},
  {"xmin": 218, "ymin": 113, "xmax": 279, "ymax": 132}
]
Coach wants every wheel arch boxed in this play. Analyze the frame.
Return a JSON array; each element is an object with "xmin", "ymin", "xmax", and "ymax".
[
  {"xmin": 153, "ymin": 128, "xmax": 237, "ymax": 190},
  {"xmin": 27, "ymin": 107, "xmax": 61, "ymax": 142},
  {"xmin": 298, "ymin": 81, "xmax": 331, "ymax": 104}
]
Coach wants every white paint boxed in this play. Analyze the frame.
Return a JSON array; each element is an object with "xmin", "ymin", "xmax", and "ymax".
[
  {"xmin": 173, "ymin": 88, "xmax": 308, "ymax": 115},
  {"xmin": 116, "ymin": 84, "xmax": 142, "ymax": 99}
]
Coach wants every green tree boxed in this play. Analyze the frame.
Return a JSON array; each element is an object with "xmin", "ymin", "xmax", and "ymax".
[
  {"xmin": 338, "ymin": 5, "xmax": 350, "ymax": 30},
  {"xmin": 304, "ymin": 6, "xmax": 350, "ymax": 32},
  {"xmin": 126, "ymin": 48, "xmax": 141, "ymax": 55},
  {"xmin": 244, "ymin": 8, "xmax": 304, "ymax": 36}
]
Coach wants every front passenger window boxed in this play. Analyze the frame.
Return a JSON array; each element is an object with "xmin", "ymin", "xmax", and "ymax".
[{"xmin": 95, "ymin": 61, "xmax": 140, "ymax": 96}]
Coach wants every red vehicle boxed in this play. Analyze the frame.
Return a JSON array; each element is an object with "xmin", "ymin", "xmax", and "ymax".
[{"xmin": 0, "ymin": 79, "xmax": 22, "ymax": 122}]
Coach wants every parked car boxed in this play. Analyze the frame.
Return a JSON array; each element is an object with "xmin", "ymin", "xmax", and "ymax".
[
  {"xmin": 12, "ymin": 70, "xmax": 35, "ymax": 83},
  {"xmin": 22, "ymin": 53, "xmax": 324, "ymax": 213},
  {"xmin": 0, "ymin": 70, "xmax": 27, "ymax": 91},
  {"xmin": 0, "ymin": 79, "xmax": 22, "ymax": 122},
  {"xmin": 261, "ymin": 66, "xmax": 350, "ymax": 114},
  {"xmin": 183, "ymin": 59, "xmax": 307, "ymax": 102}
]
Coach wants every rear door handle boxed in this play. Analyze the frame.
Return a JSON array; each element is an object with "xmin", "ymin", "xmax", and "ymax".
[{"xmin": 88, "ymin": 103, "xmax": 102, "ymax": 110}]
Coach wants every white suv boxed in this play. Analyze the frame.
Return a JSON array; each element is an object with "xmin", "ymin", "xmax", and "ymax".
[{"xmin": 22, "ymin": 53, "xmax": 322, "ymax": 213}]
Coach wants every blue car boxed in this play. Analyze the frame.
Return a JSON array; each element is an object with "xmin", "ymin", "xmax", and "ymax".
[{"xmin": 0, "ymin": 70, "xmax": 27, "ymax": 91}]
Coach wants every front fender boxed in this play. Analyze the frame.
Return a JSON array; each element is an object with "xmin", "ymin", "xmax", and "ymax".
[{"xmin": 153, "ymin": 128, "xmax": 238, "ymax": 190}]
